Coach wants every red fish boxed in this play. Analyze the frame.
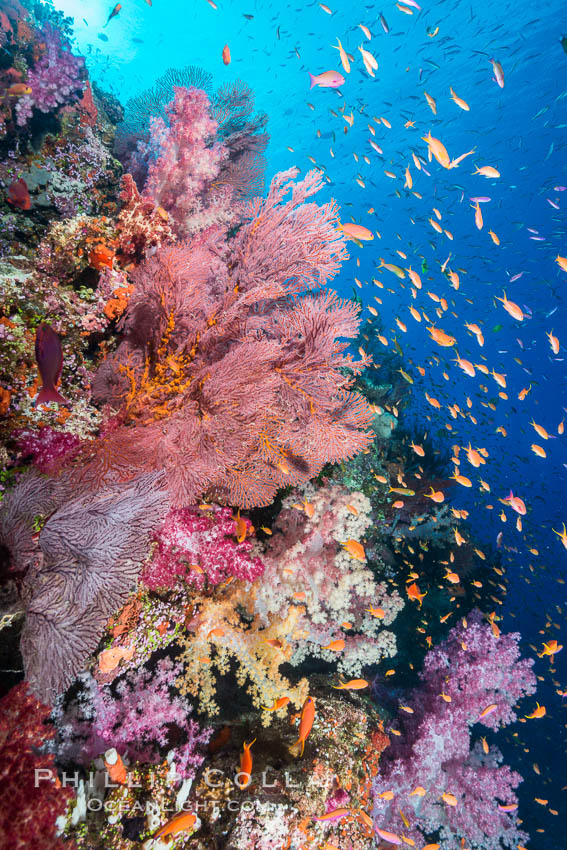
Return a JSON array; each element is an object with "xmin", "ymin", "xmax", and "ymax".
[
  {"xmin": 7, "ymin": 178, "xmax": 31, "ymax": 210},
  {"xmin": 34, "ymin": 324, "xmax": 67, "ymax": 407}
]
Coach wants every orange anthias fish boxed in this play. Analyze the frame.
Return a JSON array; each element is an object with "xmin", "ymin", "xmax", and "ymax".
[
  {"xmin": 236, "ymin": 738, "xmax": 256, "ymax": 789},
  {"xmin": 222, "ymin": 44, "xmax": 231, "ymax": 65},
  {"xmin": 104, "ymin": 3, "xmax": 122, "ymax": 26},
  {"xmin": 427, "ymin": 325, "xmax": 456, "ymax": 346},
  {"xmin": 424, "ymin": 487, "xmax": 444, "ymax": 503},
  {"xmin": 342, "ymin": 539, "xmax": 366, "ymax": 560},
  {"xmin": 501, "ymin": 490, "xmax": 526, "ymax": 515},
  {"xmin": 289, "ymin": 696, "xmax": 315, "ymax": 757},
  {"xmin": 6, "ymin": 83, "xmax": 32, "ymax": 96},
  {"xmin": 322, "ymin": 639, "xmax": 345, "ymax": 652},
  {"xmin": 539, "ymin": 640, "xmax": 563, "ymax": 658},
  {"xmin": 552, "ymin": 523, "xmax": 567, "ymax": 549},
  {"xmin": 314, "ymin": 807, "xmax": 351, "ymax": 822},
  {"xmin": 332, "ymin": 679, "xmax": 368, "ymax": 690},
  {"xmin": 152, "ymin": 811, "xmax": 198, "ymax": 840},
  {"xmin": 308, "ymin": 70, "xmax": 345, "ymax": 89},
  {"xmin": 496, "ymin": 291, "xmax": 524, "ymax": 321},
  {"xmin": 340, "ymin": 222, "xmax": 374, "ymax": 241},
  {"xmin": 406, "ymin": 582, "xmax": 427, "ymax": 608},
  {"xmin": 375, "ymin": 827, "xmax": 403, "ymax": 845},
  {"xmin": 525, "ymin": 703, "xmax": 546, "ymax": 719},
  {"xmin": 262, "ymin": 696, "xmax": 290, "ymax": 711},
  {"xmin": 233, "ymin": 509, "xmax": 247, "ymax": 542}
]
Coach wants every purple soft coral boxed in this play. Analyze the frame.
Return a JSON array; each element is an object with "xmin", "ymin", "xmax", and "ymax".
[
  {"xmin": 52, "ymin": 657, "xmax": 211, "ymax": 779},
  {"xmin": 141, "ymin": 505, "xmax": 264, "ymax": 591},
  {"xmin": 372, "ymin": 610, "xmax": 536, "ymax": 850},
  {"xmin": 16, "ymin": 24, "xmax": 85, "ymax": 126}
]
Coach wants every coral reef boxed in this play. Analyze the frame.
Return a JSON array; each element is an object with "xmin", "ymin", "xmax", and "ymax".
[{"xmin": 0, "ymin": 21, "xmax": 537, "ymax": 850}]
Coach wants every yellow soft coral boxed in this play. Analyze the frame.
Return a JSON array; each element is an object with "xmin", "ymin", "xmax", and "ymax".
[{"xmin": 177, "ymin": 584, "xmax": 309, "ymax": 725}]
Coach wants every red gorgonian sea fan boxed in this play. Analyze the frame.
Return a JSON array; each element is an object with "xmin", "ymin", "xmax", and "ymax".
[{"xmin": 86, "ymin": 167, "xmax": 374, "ymax": 508}]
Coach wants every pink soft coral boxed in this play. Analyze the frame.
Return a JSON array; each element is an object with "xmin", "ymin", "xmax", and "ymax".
[{"xmin": 143, "ymin": 86, "xmax": 232, "ymax": 237}]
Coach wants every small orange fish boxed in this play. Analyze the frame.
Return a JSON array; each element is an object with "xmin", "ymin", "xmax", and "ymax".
[
  {"xmin": 104, "ymin": 3, "xmax": 122, "ymax": 26},
  {"xmin": 342, "ymin": 539, "xmax": 366, "ymax": 560},
  {"xmin": 332, "ymin": 679, "xmax": 368, "ymax": 690},
  {"xmin": 424, "ymin": 487, "xmax": 444, "ymax": 503},
  {"xmin": 427, "ymin": 325, "xmax": 456, "ymax": 347},
  {"xmin": 496, "ymin": 291, "xmax": 524, "ymax": 321},
  {"xmin": 409, "ymin": 786, "xmax": 427, "ymax": 797},
  {"xmin": 375, "ymin": 827, "xmax": 402, "ymax": 845},
  {"xmin": 5, "ymin": 81, "xmax": 30, "ymax": 97},
  {"xmin": 222, "ymin": 44, "xmax": 231, "ymax": 64},
  {"xmin": 313, "ymin": 807, "xmax": 351, "ymax": 822},
  {"xmin": 539, "ymin": 640, "xmax": 563, "ymax": 658},
  {"xmin": 289, "ymin": 696, "xmax": 315, "ymax": 757},
  {"xmin": 547, "ymin": 330, "xmax": 560, "ymax": 354},
  {"xmin": 233, "ymin": 509, "xmax": 247, "ymax": 542},
  {"xmin": 236, "ymin": 738, "xmax": 256, "ymax": 789},
  {"xmin": 322, "ymin": 639, "xmax": 345, "ymax": 652},
  {"xmin": 407, "ymin": 582, "xmax": 427, "ymax": 608},
  {"xmin": 524, "ymin": 702, "xmax": 546, "ymax": 719},
  {"xmin": 262, "ymin": 696, "xmax": 290, "ymax": 711},
  {"xmin": 304, "ymin": 500, "xmax": 315, "ymax": 518},
  {"xmin": 441, "ymin": 792, "xmax": 458, "ymax": 806},
  {"xmin": 478, "ymin": 703, "xmax": 498, "ymax": 719},
  {"xmin": 152, "ymin": 811, "xmax": 198, "ymax": 840}
]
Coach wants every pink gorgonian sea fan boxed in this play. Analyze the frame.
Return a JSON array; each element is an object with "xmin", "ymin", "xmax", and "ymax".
[{"xmin": 86, "ymin": 167, "xmax": 374, "ymax": 508}]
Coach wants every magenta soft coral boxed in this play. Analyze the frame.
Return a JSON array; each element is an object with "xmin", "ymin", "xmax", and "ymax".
[
  {"xmin": 16, "ymin": 427, "xmax": 82, "ymax": 475},
  {"xmin": 0, "ymin": 682, "xmax": 75, "ymax": 849},
  {"xmin": 372, "ymin": 610, "xmax": 536, "ymax": 849},
  {"xmin": 141, "ymin": 505, "xmax": 264, "ymax": 591}
]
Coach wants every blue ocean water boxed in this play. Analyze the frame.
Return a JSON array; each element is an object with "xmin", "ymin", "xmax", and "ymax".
[{"xmin": 47, "ymin": 0, "xmax": 567, "ymax": 841}]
